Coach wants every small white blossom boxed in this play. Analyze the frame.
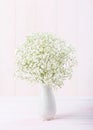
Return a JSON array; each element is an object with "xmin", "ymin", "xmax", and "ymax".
[{"xmin": 15, "ymin": 33, "xmax": 77, "ymax": 88}]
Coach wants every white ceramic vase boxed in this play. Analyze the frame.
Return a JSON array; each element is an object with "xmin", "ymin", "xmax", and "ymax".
[{"xmin": 40, "ymin": 85, "xmax": 56, "ymax": 121}]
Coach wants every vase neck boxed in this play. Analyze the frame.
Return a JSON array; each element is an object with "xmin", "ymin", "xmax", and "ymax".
[{"xmin": 42, "ymin": 85, "xmax": 52, "ymax": 92}]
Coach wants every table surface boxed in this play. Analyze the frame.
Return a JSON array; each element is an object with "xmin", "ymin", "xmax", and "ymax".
[{"xmin": 0, "ymin": 96, "xmax": 93, "ymax": 130}]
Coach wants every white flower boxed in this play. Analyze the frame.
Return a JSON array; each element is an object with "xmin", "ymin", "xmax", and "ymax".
[{"xmin": 15, "ymin": 33, "xmax": 77, "ymax": 88}]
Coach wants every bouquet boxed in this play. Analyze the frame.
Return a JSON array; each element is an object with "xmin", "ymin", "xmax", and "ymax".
[{"xmin": 16, "ymin": 33, "xmax": 77, "ymax": 88}]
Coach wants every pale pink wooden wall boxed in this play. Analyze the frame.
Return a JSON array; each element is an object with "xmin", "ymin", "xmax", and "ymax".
[{"xmin": 0, "ymin": 0, "xmax": 93, "ymax": 96}]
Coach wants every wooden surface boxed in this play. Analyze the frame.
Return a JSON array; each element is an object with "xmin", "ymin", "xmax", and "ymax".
[{"xmin": 0, "ymin": 97, "xmax": 93, "ymax": 130}]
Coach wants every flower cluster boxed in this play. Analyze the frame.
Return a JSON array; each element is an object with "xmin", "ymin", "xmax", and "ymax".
[{"xmin": 16, "ymin": 33, "xmax": 77, "ymax": 88}]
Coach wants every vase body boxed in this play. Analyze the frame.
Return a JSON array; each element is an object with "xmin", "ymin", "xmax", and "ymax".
[{"xmin": 40, "ymin": 85, "xmax": 56, "ymax": 120}]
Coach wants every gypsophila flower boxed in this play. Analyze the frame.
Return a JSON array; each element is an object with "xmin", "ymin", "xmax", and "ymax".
[{"xmin": 15, "ymin": 33, "xmax": 77, "ymax": 88}]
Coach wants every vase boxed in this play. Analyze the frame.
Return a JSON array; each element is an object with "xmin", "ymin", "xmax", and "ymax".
[{"xmin": 40, "ymin": 85, "xmax": 56, "ymax": 121}]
